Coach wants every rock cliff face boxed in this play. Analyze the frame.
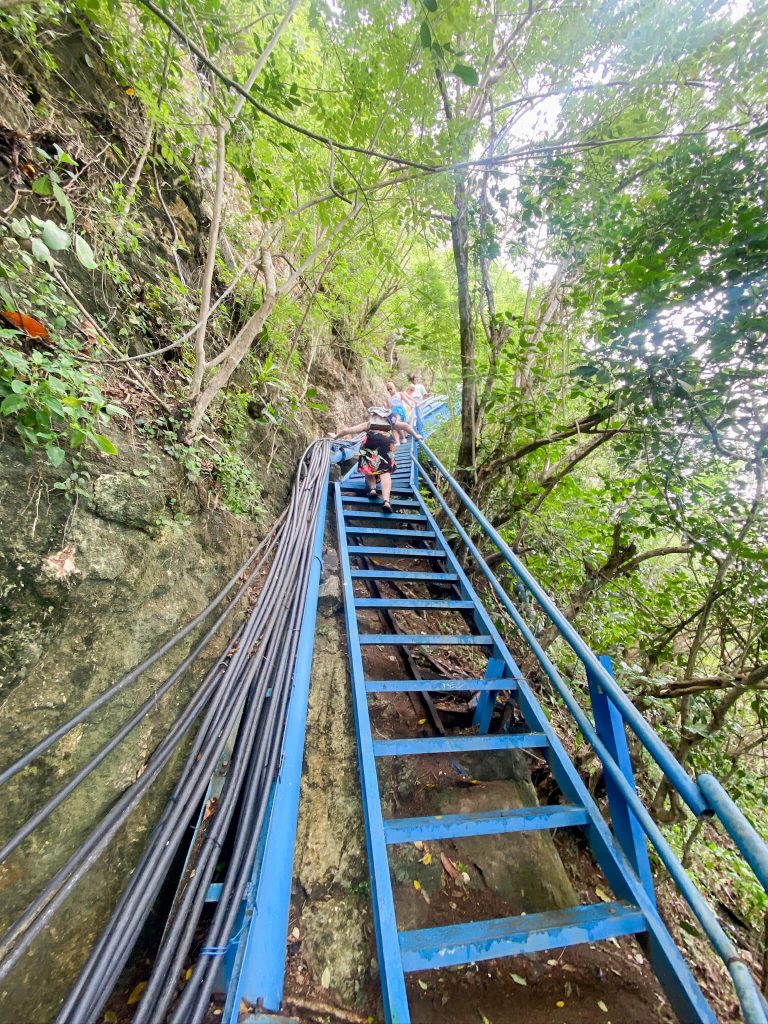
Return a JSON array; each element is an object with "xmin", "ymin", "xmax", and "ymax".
[{"xmin": 0, "ymin": 432, "xmax": 259, "ymax": 1021}]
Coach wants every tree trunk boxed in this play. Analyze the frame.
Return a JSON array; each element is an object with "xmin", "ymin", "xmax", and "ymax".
[{"xmin": 451, "ymin": 175, "xmax": 477, "ymax": 486}]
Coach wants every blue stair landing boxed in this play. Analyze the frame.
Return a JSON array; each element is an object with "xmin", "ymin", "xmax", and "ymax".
[{"xmin": 334, "ymin": 438, "xmax": 722, "ymax": 1024}]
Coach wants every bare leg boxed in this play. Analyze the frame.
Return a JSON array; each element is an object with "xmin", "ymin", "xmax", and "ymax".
[{"xmin": 380, "ymin": 473, "xmax": 392, "ymax": 502}]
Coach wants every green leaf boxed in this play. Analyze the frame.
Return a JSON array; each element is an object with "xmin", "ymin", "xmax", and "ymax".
[
  {"xmin": 423, "ymin": 0, "xmax": 437, "ymax": 9},
  {"xmin": 10, "ymin": 217, "xmax": 31, "ymax": 239},
  {"xmin": 31, "ymin": 237, "xmax": 54, "ymax": 268},
  {"xmin": 74, "ymin": 235, "xmax": 98, "ymax": 270},
  {"xmin": 93, "ymin": 432, "xmax": 118, "ymax": 455},
  {"xmin": 2, "ymin": 349, "xmax": 29, "ymax": 372},
  {"xmin": 1, "ymin": 393, "xmax": 26, "ymax": 415},
  {"xmin": 419, "ymin": 20, "xmax": 432, "ymax": 48},
  {"xmin": 52, "ymin": 182, "xmax": 74, "ymax": 226},
  {"xmin": 31, "ymin": 175, "xmax": 53, "ymax": 196},
  {"xmin": 41, "ymin": 220, "xmax": 71, "ymax": 251},
  {"xmin": 46, "ymin": 445, "xmax": 66, "ymax": 467},
  {"xmin": 452, "ymin": 63, "xmax": 479, "ymax": 86}
]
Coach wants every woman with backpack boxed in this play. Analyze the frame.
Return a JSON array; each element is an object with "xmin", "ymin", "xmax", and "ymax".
[{"xmin": 333, "ymin": 411, "xmax": 422, "ymax": 514}]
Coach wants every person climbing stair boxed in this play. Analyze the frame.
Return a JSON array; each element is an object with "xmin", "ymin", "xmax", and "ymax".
[{"xmin": 334, "ymin": 411, "xmax": 422, "ymax": 513}]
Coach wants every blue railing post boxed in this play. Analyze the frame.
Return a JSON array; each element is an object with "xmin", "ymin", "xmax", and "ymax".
[
  {"xmin": 472, "ymin": 655, "xmax": 505, "ymax": 734},
  {"xmin": 586, "ymin": 656, "xmax": 656, "ymax": 905}
]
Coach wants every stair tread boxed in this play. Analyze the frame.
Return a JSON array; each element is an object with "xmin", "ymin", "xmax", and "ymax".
[
  {"xmin": 355, "ymin": 599, "xmax": 474, "ymax": 610},
  {"xmin": 359, "ymin": 634, "xmax": 493, "ymax": 646},
  {"xmin": 342, "ymin": 497, "xmax": 420, "ymax": 508},
  {"xmin": 344, "ymin": 512, "xmax": 428, "ymax": 522},
  {"xmin": 373, "ymin": 733, "xmax": 548, "ymax": 756},
  {"xmin": 365, "ymin": 678, "xmax": 518, "ymax": 693},
  {"xmin": 348, "ymin": 547, "xmax": 445, "ymax": 558},
  {"xmin": 398, "ymin": 901, "xmax": 646, "ymax": 972},
  {"xmin": 345, "ymin": 527, "xmax": 436, "ymax": 538},
  {"xmin": 383, "ymin": 804, "xmax": 590, "ymax": 844},
  {"xmin": 350, "ymin": 570, "xmax": 458, "ymax": 582}
]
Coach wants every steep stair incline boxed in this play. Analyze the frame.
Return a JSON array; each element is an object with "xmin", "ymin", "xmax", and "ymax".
[{"xmin": 334, "ymin": 434, "xmax": 768, "ymax": 1024}]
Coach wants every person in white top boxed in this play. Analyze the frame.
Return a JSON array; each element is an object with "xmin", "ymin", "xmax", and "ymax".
[{"xmin": 409, "ymin": 372, "xmax": 429, "ymax": 432}]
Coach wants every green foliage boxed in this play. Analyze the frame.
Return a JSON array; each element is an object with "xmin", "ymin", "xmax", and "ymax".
[{"xmin": 0, "ymin": 336, "xmax": 122, "ymax": 465}]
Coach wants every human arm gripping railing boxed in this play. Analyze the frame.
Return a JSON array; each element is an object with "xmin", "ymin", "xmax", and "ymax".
[{"xmin": 415, "ymin": 439, "xmax": 768, "ymax": 1024}]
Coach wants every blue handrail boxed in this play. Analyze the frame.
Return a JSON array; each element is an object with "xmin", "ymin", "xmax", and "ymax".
[
  {"xmin": 698, "ymin": 774, "xmax": 768, "ymax": 895},
  {"xmin": 414, "ymin": 444, "xmax": 768, "ymax": 1024},
  {"xmin": 417, "ymin": 441, "xmax": 708, "ymax": 816}
]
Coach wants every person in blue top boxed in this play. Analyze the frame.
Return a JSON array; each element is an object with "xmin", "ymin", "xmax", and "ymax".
[{"xmin": 385, "ymin": 380, "xmax": 409, "ymax": 444}]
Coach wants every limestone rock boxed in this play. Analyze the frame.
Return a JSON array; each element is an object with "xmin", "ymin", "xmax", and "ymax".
[{"xmin": 89, "ymin": 471, "xmax": 169, "ymax": 536}]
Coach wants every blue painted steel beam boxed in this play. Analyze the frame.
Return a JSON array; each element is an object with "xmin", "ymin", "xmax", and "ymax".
[
  {"xmin": 365, "ymin": 678, "xmax": 519, "ymax": 693},
  {"xmin": 412, "ymin": 462, "xmax": 720, "ymax": 1024},
  {"xmin": 347, "ymin": 546, "xmax": 445, "ymax": 558},
  {"xmin": 358, "ymin": 633, "xmax": 493, "ymax": 646},
  {"xmin": 342, "ymin": 486, "xmax": 414, "ymax": 495},
  {"xmin": 223, "ymin": 459, "xmax": 331, "ymax": 1021},
  {"xmin": 333, "ymin": 483, "xmax": 411, "ymax": 1023},
  {"xmin": 588, "ymin": 656, "xmax": 656, "ymax": 905},
  {"xmin": 372, "ymin": 733, "xmax": 549, "ymax": 756},
  {"xmin": 417, "ymin": 441, "xmax": 709, "ymax": 819},
  {"xmin": 350, "ymin": 570, "xmax": 458, "ymax": 582},
  {"xmin": 383, "ymin": 804, "xmax": 590, "ymax": 844},
  {"xmin": 344, "ymin": 527, "xmax": 436, "ymax": 539},
  {"xmin": 398, "ymin": 902, "xmax": 647, "ymax": 973},
  {"xmin": 343, "ymin": 512, "xmax": 428, "ymax": 522},
  {"xmin": 342, "ymin": 497, "xmax": 420, "ymax": 508},
  {"xmin": 698, "ymin": 774, "xmax": 768, "ymax": 894},
  {"xmin": 206, "ymin": 882, "xmax": 222, "ymax": 903},
  {"xmin": 472, "ymin": 656, "xmax": 505, "ymax": 734},
  {"xmin": 354, "ymin": 599, "xmax": 474, "ymax": 610}
]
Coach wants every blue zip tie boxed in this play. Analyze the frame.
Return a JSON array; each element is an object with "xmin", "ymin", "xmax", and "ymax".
[{"xmin": 200, "ymin": 923, "xmax": 245, "ymax": 957}]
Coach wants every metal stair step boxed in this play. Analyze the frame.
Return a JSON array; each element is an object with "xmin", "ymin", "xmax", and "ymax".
[
  {"xmin": 342, "ymin": 497, "xmax": 420, "ymax": 508},
  {"xmin": 383, "ymin": 804, "xmax": 590, "ymax": 844},
  {"xmin": 350, "ymin": 570, "xmax": 458, "ymax": 582},
  {"xmin": 348, "ymin": 546, "xmax": 444, "ymax": 558},
  {"xmin": 343, "ymin": 512, "xmax": 428, "ymax": 522},
  {"xmin": 373, "ymin": 733, "xmax": 548, "ymax": 756},
  {"xmin": 342, "ymin": 486, "xmax": 413, "ymax": 496},
  {"xmin": 359, "ymin": 634, "xmax": 493, "ymax": 646},
  {"xmin": 354, "ymin": 599, "xmax": 474, "ymax": 610},
  {"xmin": 365, "ymin": 678, "xmax": 518, "ymax": 693},
  {"xmin": 345, "ymin": 527, "xmax": 436, "ymax": 539},
  {"xmin": 398, "ymin": 901, "xmax": 647, "ymax": 972}
]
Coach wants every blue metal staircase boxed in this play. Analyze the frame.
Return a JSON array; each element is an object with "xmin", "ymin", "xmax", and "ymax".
[{"xmin": 333, "ymin": 431, "xmax": 768, "ymax": 1024}]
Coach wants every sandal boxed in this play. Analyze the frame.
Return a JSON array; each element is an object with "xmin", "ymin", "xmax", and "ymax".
[
  {"xmin": 382, "ymin": 501, "xmax": 393, "ymax": 515},
  {"xmin": 366, "ymin": 488, "xmax": 378, "ymax": 500}
]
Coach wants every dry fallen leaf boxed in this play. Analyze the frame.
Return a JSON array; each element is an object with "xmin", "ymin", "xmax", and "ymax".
[
  {"xmin": 547, "ymin": 959, "xmax": 558, "ymax": 966},
  {"xmin": 184, "ymin": 967, "xmax": 193, "ymax": 981},
  {"xmin": 510, "ymin": 973, "xmax": 527, "ymax": 986},
  {"xmin": 103, "ymin": 1012, "xmax": 118, "ymax": 1024},
  {"xmin": 440, "ymin": 852, "xmax": 459, "ymax": 879},
  {"xmin": 598, "ymin": 1000, "xmax": 608, "ymax": 1013},
  {"xmin": 321, "ymin": 966, "xmax": 331, "ymax": 989},
  {"xmin": 421, "ymin": 852, "xmax": 432, "ymax": 865},
  {"xmin": 595, "ymin": 886, "xmax": 612, "ymax": 902},
  {"xmin": 414, "ymin": 840, "xmax": 424, "ymax": 850},
  {"xmin": 413, "ymin": 879, "xmax": 422, "ymax": 891},
  {"xmin": 127, "ymin": 981, "xmax": 147, "ymax": 1006},
  {"xmin": 418, "ymin": 979, "xmax": 428, "ymax": 990},
  {"xmin": 556, "ymin": 1000, "xmax": 565, "ymax": 1008}
]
